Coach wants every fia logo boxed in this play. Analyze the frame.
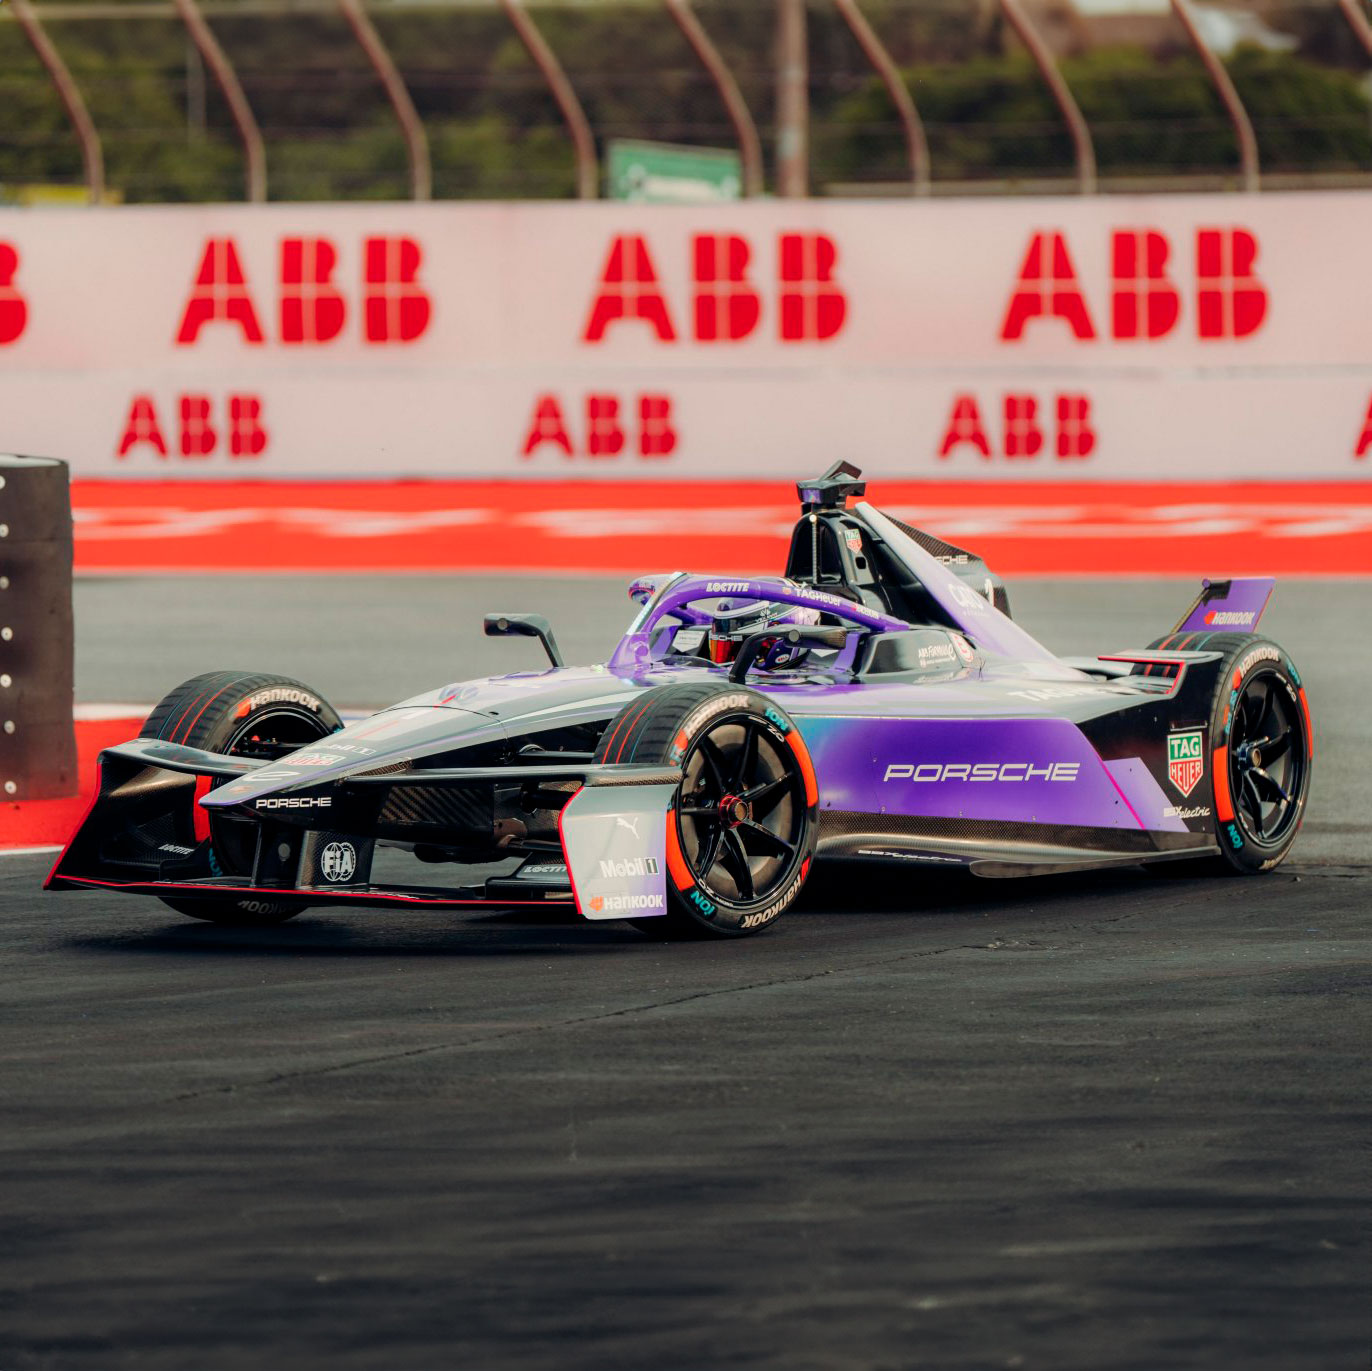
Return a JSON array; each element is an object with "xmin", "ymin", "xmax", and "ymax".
[{"xmin": 320, "ymin": 842, "xmax": 357, "ymax": 883}]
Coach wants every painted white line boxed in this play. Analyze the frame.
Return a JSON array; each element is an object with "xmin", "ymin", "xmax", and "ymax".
[
  {"xmin": 0, "ymin": 845, "xmax": 62, "ymax": 858},
  {"xmin": 74, "ymin": 704, "xmax": 150, "ymax": 722}
]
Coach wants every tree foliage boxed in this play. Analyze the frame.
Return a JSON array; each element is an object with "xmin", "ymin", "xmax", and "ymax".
[{"xmin": 1, "ymin": 3, "xmax": 1368, "ymax": 201}]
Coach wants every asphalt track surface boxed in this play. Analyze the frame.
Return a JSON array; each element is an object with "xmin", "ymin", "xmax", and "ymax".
[{"xmin": 3, "ymin": 577, "xmax": 1369, "ymax": 1370}]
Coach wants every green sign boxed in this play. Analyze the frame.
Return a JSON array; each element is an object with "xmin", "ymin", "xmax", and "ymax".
[{"xmin": 607, "ymin": 139, "xmax": 742, "ymax": 204}]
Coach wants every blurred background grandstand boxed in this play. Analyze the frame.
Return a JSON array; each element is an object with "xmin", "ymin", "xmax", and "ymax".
[{"xmin": 4, "ymin": 0, "xmax": 1372, "ymax": 205}]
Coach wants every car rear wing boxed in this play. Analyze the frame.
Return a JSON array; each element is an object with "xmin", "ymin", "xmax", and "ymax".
[{"xmin": 1173, "ymin": 578, "xmax": 1275, "ymax": 635}]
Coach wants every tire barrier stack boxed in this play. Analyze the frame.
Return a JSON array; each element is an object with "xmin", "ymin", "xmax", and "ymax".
[{"xmin": 0, "ymin": 456, "xmax": 76, "ymax": 804}]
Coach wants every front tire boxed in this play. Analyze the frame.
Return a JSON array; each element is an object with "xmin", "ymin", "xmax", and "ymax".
[
  {"xmin": 593, "ymin": 684, "xmax": 818, "ymax": 938},
  {"xmin": 140, "ymin": 671, "xmax": 343, "ymax": 925},
  {"xmin": 1148, "ymin": 632, "xmax": 1313, "ymax": 875}
]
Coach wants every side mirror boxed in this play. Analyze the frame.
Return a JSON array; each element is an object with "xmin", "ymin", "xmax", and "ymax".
[
  {"xmin": 484, "ymin": 613, "xmax": 564, "ymax": 669},
  {"xmin": 729, "ymin": 626, "xmax": 851, "ymax": 683}
]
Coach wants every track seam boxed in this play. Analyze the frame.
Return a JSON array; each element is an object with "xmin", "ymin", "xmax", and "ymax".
[{"xmin": 156, "ymin": 939, "xmax": 995, "ymax": 1106}]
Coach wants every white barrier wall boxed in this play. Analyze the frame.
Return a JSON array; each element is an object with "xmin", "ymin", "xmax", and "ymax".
[{"xmin": 2, "ymin": 195, "xmax": 1372, "ymax": 480}]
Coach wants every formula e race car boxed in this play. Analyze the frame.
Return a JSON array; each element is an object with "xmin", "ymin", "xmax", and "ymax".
[{"xmin": 48, "ymin": 463, "xmax": 1315, "ymax": 938}]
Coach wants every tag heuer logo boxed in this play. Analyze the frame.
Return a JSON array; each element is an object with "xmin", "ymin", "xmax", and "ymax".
[{"xmin": 1167, "ymin": 731, "xmax": 1205, "ymax": 797}]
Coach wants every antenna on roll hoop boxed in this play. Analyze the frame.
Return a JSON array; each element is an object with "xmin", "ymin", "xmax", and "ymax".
[
  {"xmin": 797, "ymin": 460, "xmax": 866, "ymax": 513},
  {"xmin": 794, "ymin": 462, "xmax": 866, "ymax": 585}
]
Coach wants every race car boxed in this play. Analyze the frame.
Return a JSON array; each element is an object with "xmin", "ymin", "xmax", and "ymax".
[{"xmin": 47, "ymin": 463, "xmax": 1314, "ymax": 938}]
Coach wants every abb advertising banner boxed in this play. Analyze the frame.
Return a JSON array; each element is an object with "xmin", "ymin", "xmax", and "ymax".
[{"xmin": 2, "ymin": 195, "xmax": 1372, "ymax": 481}]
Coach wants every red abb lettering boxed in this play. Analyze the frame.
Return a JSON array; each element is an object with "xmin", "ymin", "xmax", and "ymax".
[
  {"xmin": 1196, "ymin": 228, "xmax": 1267, "ymax": 340},
  {"xmin": 521, "ymin": 394, "xmax": 574, "ymax": 457},
  {"xmin": 281, "ymin": 238, "xmax": 345, "ymax": 345},
  {"xmin": 639, "ymin": 394, "xmax": 677, "ymax": 457},
  {"xmin": 1056, "ymin": 394, "xmax": 1096, "ymax": 459},
  {"xmin": 939, "ymin": 392, "xmax": 1096, "ymax": 462},
  {"xmin": 1000, "ymin": 233, "xmax": 1096, "ymax": 342},
  {"xmin": 0, "ymin": 243, "xmax": 27, "ymax": 345},
  {"xmin": 1355, "ymin": 397, "xmax": 1372, "ymax": 459},
  {"xmin": 180, "ymin": 395, "xmax": 217, "ymax": 457},
  {"xmin": 118, "ymin": 394, "xmax": 267, "ymax": 460},
  {"xmin": 520, "ymin": 392, "xmax": 679, "ymax": 459},
  {"xmin": 693, "ymin": 235, "xmax": 760, "ymax": 342},
  {"xmin": 229, "ymin": 395, "xmax": 268, "ymax": 457},
  {"xmin": 1111, "ymin": 231, "xmax": 1180, "ymax": 340},
  {"xmin": 175, "ymin": 239, "xmax": 265, "ymax": 345},
  {"xmin": 116, "ymin": 396, "xmax": 168, "ymax": 458},
  {"xmin": 583, "ymin": 236, "xmax": 677, "ymax": 343},
  {"xmin": 1003, "ymin": 395, "xmax": 1044, "ymax": 458},
  {"xmin": 778, "ymin": 233, "xmax": 846, "ymax": 342},
  {"xmin": 938, "ymin": 395, "xmax": 992, "ymax": 459},
  {"xmin": 364, "ymin": 236, "xmax": 431, "ymax": 343},
  {"xmin": 586, "ymin": 395, "xmax": 626, "ymax": 457}
]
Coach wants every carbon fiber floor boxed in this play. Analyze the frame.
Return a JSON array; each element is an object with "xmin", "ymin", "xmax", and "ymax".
[{"xmin": 0, "ymin": 576, "xmax": 1366, "ymax": 1370}]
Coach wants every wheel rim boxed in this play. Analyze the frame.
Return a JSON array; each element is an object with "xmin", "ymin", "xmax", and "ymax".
[
  {"xmin": 225, "ymin": 706, "xmax": 336, "ymax": 760},
  {"xmin": 676, "ymin": 715, "xmax": 805, "ymax": 904},
  {"xmin": 1228, "ymin": 670, "xmax": 1306, "ymax": 848},
  {"xmin": 210, "ymin": 706, "xmax": 340, "ymax": 878}
]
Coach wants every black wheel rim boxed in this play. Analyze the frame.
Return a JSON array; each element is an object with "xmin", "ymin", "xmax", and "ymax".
[
  {"xmin": 677, "ymin": 715, "xmax": 805, "ymax": 904},
  {"xmin": 210, "ymin": 706, "xmax": 340, "ymax": 877},
  {"xmin": 225, "ymin": 706, "xmax": 336, "ymax": 761},
  {"xmin": 1229, "ymin": 670, "xmax": 1305, "ymax": 848}
]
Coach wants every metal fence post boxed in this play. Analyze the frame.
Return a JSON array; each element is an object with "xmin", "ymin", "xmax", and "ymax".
[
  {"xmin": 999, "ymin": 0, "xmax": 1096, "ymax": 193},
  {"xmin": 171, "ymin": 0, "xmax": 267, "ymax": 202},
  {"xmin": 1335, "ymin": 0, "xmax": 1372, "ymax": 59},
  {"xmin": 1170, "ymin": 0, "xmax": 1260, "ymax": 192},
  {"xmin": 499, "ymin": 0, "xmax": 598, "ymax": 200},
  {"xmin": 665, "ymin": 0, "xmax": 764, "ymax": 197},
  {"xmin": 832, "ymin": 0, "xmax": 931, "ymax": 196},
  {"xmin": 7, "ymin": 0, "xmax": 104, "ymax": 204},
  {"xmin": 338, "ymin": 0, "xmax": 431, "ymax": 201},
  {"xmin": 776, "ymin": 0, "xmax": 808, "ymax": 198}
]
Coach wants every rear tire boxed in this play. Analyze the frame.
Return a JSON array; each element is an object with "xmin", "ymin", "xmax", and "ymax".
[
  {"xmin": 140, "ymin": 671, "xmax": 343, "ymax": 925},
  {"xmin": 1144, "ymin": 632, "xmax": 1312, "ymax": 876},
  {"xmin": 593, "ymin": 684, "xmax": 818, "ymax": 938}
]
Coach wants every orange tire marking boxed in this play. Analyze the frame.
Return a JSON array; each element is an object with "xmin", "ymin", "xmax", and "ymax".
[
  {"xmin": 785, "ymin": 730, "xmax": 818, "ymax": 807},
  {"xmin": 664, "ymin": 812, "xmax": 694, "ymax": 891},
  {"xmin": 1298, "ymin": 687, "xmax": 1314, "ymax": 760},
  {"xmin": 1212, "ymin": 746, "xmax": 1233, "ymax": 822}
]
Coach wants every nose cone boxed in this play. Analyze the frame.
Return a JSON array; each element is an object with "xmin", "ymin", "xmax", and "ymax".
[{"xmin": 201, "ymin": 703, "xmax": 507, "ymax": 809}]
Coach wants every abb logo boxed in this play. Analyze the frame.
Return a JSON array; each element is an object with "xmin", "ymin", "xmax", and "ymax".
[
  {"xmin": 1001, "ymin": 228, "xmax": 1268, "ymax": 342},
  {"xmin": 0, "ymin": 243, "xmax": 26, "ymax": 344},
  {"xmin": 939, "ymin": 393, "xmax": 1096, "ymax": 461},
  {"xmin": 582, "ymin": 233, "xmax": 847, "ymax": 344},
  {"xmin": 175, "ymin": 237, "xmax": 431, "ymax": 345},
  {"xmin": 117, "ymin": 393, "xmax": 267, "ymax": 459},
  {"xmin": 1356, "ymin": 398, "xmax": 1372, "ymax": 459},
  {"xmin": 522, "ymin": 392, "xmax": 677, "ymax": 459}
]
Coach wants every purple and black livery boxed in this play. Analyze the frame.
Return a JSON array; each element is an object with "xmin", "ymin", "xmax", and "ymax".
[{"xmin": 48, "ymin": 463, "xmax": 1314, "ymax": 938}]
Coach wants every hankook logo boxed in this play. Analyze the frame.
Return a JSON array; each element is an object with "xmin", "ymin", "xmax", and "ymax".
[
  {"xmin": 589, "ymin": 893, "xmax": 665, "ymax": 913},
  {"xmin": 883, "ymin": 762, "xmax": 1081, "ymax": 783},
  {"xmin": 245, "ymin": 687, "xmax": 322, "ymax": 713}
]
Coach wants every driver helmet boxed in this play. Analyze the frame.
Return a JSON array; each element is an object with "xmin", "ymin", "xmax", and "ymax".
[{"xmin": 707, "ymin": 600, "xmax": 822, "ymax": 667}]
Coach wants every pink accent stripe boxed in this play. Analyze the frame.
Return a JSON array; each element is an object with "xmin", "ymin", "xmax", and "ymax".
[{"xmin": 52, "ymin": 874, "xmax": 554, "ymax": 908}]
